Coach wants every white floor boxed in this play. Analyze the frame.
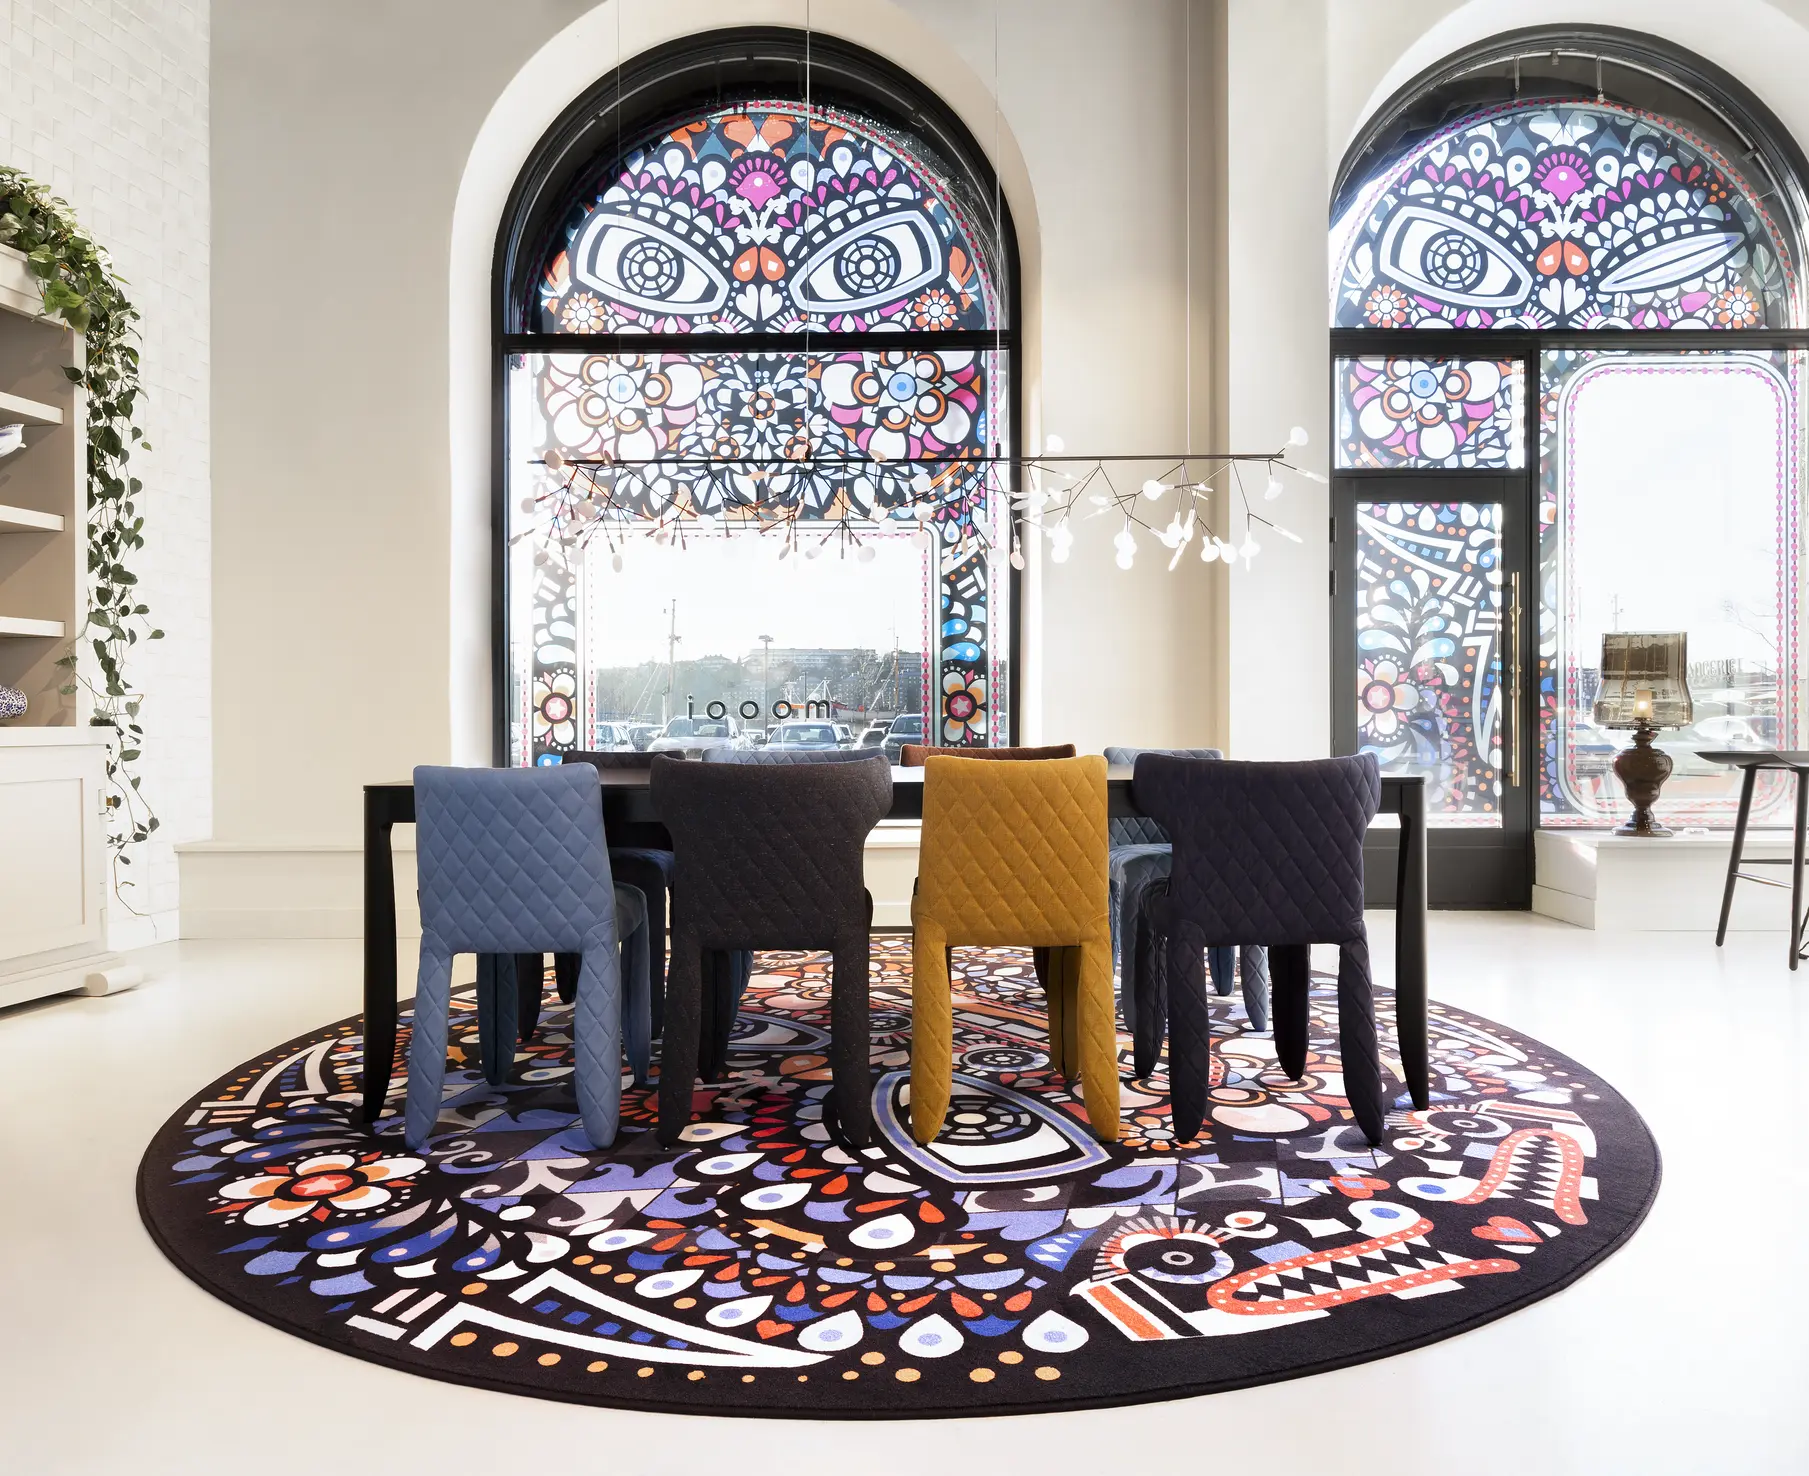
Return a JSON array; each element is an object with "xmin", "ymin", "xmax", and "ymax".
[{"xmin": 2, "ymin": 915, "xmax": 1806, "ymax": 1474}]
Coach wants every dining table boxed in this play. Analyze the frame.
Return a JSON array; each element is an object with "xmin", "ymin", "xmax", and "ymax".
[{"xmin": 359, "ymin": 764, "xmax": 1429, "ymax": 1123}]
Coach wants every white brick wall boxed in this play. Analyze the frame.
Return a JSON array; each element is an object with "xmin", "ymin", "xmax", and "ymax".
[{"xmin": 0, "ymin": 0, "xmax": 209, "ymax": 945}]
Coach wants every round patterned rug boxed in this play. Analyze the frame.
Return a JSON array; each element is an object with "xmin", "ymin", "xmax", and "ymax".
[{"xmin": 139, "ymin": 940, "xmax": 1658, "ymax": 1418}]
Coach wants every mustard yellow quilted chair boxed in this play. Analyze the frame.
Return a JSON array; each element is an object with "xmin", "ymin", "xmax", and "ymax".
[{"xmin": 910, "ymin": 753, "xmax": 1119, "ymax": 1143}]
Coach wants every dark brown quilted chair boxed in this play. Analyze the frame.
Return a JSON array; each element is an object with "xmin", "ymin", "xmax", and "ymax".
[
  {"xmin": 651, "ymin": 753, "xmax": 892, "ymax": 1146},
  {"xmin": 899, "ymin": 742, "xmax": 1076, "ymax": 766}
]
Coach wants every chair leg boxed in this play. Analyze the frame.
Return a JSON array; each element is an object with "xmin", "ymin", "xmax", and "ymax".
[
  {"xmin": 657, "ymin": 932, "xmax": 704, "ymax": 1146},
  {"xmin": 1269, "ymin": 944, "xmax": 1311, "ymax": 1081},
  {"xmin": 1336, "ymin": 938, "xmax": 1387, "ymax": 1147},
  {"xmin": 515, "ymin": 953, "xmax": 544, "ymax": 1040},
  {"xmin": 405, "ymin": 941, "xmax": 457, "ymax": 1151},
  {"xmin": 609, "ymin": 853, "xmax": 669, "ymax": 1038},
  {"xmin": 1042, "ymin": 946, "xmax": 1074, "ymax": 1079},
  {"xmin": 910, "ymin": 920, "xmax": 955, "ymax": 1144},
  {"xmin": 1207, "ymin": 946, "xmax": 1235, "ymax": 996},
  {"xmin": 554, "ymin": 952, "xmax": 579, "ymax": 1005},
  {"xmin": 1075, "ymin": 940, "xmax": 1121, "ymax": 1142},
  {"xmin": 829, "ymin": 929, "xmax": 873, "ymax": 1147},
  {"xmin": 1717, "ymin": 764, "xmax": 1757, "ymax": 947},
  {"xmin": 571, "ymin": 921, "xmax": 623, "ymax": 1150},
  {"xmin": 475, "ymin": 954, "xmax": 519, "ymax": 1087},
  {"xmin": 1165, "ymin": 932, "xmax": 1213, "ymax": 1142},
  {"xmin": 1239, "ymin": 944, "xmax": 1270, "ymax": 1032},
  {"xmin": 1132, "ymin": 915, "xmax": 1168, "ymax": 1080},
  {"xmin": 701, "ymin": 950, "xmax": 751, "ymax": 1082},
  {"xmin": 621, "ymin": 919, "xmax": 652, "ymax": 1087}
]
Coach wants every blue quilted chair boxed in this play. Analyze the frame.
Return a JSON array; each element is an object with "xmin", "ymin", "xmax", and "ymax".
[
  {"xmin": 1133, "ymin": 752, "xmax": 1386, "ymax": 1145},
  {"xmin": 407, "ymin": 764, "xmax": 642, "ymax": 1151},
  {"xmin": 1104, "ymin": 745, "xmax": 1269, "ymax": 1077}
]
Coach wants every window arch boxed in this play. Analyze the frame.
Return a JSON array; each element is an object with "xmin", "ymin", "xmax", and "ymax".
[
  {"xmin": 1329, "ymin": 28, "xmax": 1809, "ymax": 852},
  {"xmin": 496, "ymin": 31, "xmax": 1016, "ymax": 765}
]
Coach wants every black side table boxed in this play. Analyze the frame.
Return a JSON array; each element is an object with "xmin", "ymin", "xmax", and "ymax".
[{"xmin": 1701, "ymin": 749, "xmax": 1809, "ymax": 969}]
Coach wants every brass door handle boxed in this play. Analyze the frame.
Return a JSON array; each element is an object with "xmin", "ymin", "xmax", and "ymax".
[{"xmin": 1507, "ymin": 571, "xmax": 1523, "ymax": 788}]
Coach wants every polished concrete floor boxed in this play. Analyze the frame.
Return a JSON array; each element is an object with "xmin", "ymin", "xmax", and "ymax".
[{"xmin": 2, "ymin": 914, "xmax": 1805, "ymax": 1473}]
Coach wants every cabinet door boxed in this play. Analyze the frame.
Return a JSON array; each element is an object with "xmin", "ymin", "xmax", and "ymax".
[{"xmin": 0, "ymin": 742, "xmax": 104, "ymax": 961}]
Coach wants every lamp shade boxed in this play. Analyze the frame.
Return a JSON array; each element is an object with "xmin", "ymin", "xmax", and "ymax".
[{"xmin": 1593, "ymin": 631, "xmax": 1693, "ymax": 729}]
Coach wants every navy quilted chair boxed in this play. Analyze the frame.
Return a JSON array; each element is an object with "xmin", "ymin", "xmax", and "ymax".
[
  {"xmin": 1104, "ymin": 746, "xmax": 1268, "ymax": 1074},
  {"xmin": 1133, "ymin": 752, "xmax": 1387, "ymax": 1146},
  {"xmin": 652, "ymin": 753, "xmax": 892, "ymax": 1147},
  {"xmin": 560, "ymin": 750, "xmax": 677, "ymax": 1039},
  {"xmin": 407, "ymin": 764, "xmax": 638, "ymax": 1151}
]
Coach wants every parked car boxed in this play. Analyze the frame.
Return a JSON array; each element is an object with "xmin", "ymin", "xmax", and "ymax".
[
  {"xmin": 591, "ymin": 721, "xmax": 635, "ymax": 751},
  {"xmin": 1689, "ymin": 713, "xmax": 1769, "ymax": 748},
  {"xmin": 626, "ymin": 723, "xmax": 659, "ymax": 752},
  {"xmin": 882, "ymin": 712, "xmax": 923, "ymax": 762},
  {"xmin": 856, "ymin": 725, "xmax": 888, "ymax": 750},
  {"xmin": 647, "ymin": 714, "xmax": 743, "ymax": 756},
  {"xmin": 766, "ymin": 721, "xmax": 844, "ymax": 751},
  {"xmin": 833, "ymin": 723, "xmax": 855, "ymax": 748}
]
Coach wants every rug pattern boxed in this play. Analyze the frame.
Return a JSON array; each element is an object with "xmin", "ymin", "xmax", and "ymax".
[{"xmin": 138, "ymin": 941, "xmax": 1659, "ymax": 1416}]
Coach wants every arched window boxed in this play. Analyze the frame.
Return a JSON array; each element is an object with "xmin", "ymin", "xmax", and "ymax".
[
  {"xmin": 1329, "ymin": 30, "xmax": 1809, "ymax": 903},
  {"xmin": 496, "ymin": 32, "xmax": 1014, "ymax": 766}
]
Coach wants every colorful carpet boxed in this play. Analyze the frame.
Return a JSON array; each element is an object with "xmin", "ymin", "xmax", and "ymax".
[{"xmin": 138, "ymin": 940, "xmax": 1658, "ymax": 1417}]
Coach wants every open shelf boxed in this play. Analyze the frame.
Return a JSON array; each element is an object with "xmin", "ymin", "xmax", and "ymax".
[
  {"xmin": 0, "ymin": 388, "xmax": 63, "ymax": 426},
  {"xmin": 0, "ymin": 615, "xmax": 66, "ymax": 637},
  {"xmin": 0, "ymin": 502, "xmax": 63, "ymax": 534}
]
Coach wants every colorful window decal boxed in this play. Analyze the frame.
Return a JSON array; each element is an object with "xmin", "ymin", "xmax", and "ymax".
[
  {"xmin": 1355, "ymin": 501, "xmax": 1504, "ymax": 825},
  {"xmin": 533, "ymin": 102, "xmax": 999, "ymax": 334},
  {"xmin": 508, "ymin": 98, "xmax": 1012, "ymax": 767},
  {"xmin": 1333, "ymin": 101, "xmax": 1798, "ymax": 331},
  {"xmin": 1336, "ymin": 356, "xmax": 1525, "ymax": 469}
]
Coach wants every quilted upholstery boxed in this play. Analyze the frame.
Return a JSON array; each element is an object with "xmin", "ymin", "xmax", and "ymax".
[
  {"xmin": 559, "ymin": 753, "xmax": 674, "ymax": 1021},
  {"xmin": 407, "ymin": 764, "xmax": 623, "ymax": 1152},
  {"xmin": 1101, "ymin": 747, "xmax": 1266, "ymax": 1063},
  {"xmin": 1133, "ymin": 753, "xmax": 1386, "ymax": 1145},
  {"xmin": 705, "ymin": 747, "xmax": 880, "ymax": 765},
  {"xmin": 1102, "ymin": 747, "xmax": 1221, "ymax": 847},
  {"xmin": 911, "ymin": 755, "xmax": 1118, "ymax": 1144},
  {"xmin": 900, "ymin": 742, "xmax": 1076, "ymax": 767},
  {"xmin": 651, "ymin": 754, "xmax": 892, "ymax": 1146}
]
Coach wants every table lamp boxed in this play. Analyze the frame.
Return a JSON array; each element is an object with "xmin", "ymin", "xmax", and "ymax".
[{"xmin": 1593, "ymin": 631, "xmax": 1693, "ymax": 837}]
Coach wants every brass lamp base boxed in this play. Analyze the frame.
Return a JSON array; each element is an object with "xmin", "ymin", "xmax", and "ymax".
[{"xmin": 1612, "ymin": 722, "xmax": 1674, "ymax": 837}]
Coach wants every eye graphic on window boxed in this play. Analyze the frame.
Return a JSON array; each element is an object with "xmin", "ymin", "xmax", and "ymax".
[
  {"xmin": 791, "ymin": 209, "xmax": 944, "ymax": 313},
  {"xmin": 1376, "ymin": 206, "xmax": 1533, "ymax": 310},
  {"xmin": 571, "ymin": 213, "xmax": 732, "ymax": 315},
  {"xmin": 1595, "ymin": 226, "xmax": 1745, "ymax": 295}
]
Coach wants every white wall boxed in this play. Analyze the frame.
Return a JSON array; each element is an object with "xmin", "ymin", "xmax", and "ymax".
[{"xmin": 0, "ymin": 0, "xmax": 210, "ymax": 946}]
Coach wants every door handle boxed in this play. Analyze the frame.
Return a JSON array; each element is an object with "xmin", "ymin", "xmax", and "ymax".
[{"xmin": 1507, "ymin": 571, "xmax": 1523, "ymax": 789}]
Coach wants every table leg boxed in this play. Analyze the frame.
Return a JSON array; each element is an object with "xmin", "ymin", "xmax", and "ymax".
[
  {"xmin": 1792, "ymin": 772, "xmax": 1807, "ymax": 972},
  {"xmin": 1395, "ymin": 783, "xmax": 1429, "ymax": 1111},
  {"xmin": 1717, "ymin": 764, "xmax": 1757, "ymax": 947},
  {"xmin": 361, "ymin": 797, "xmax": 399, "ymax": 1124}
]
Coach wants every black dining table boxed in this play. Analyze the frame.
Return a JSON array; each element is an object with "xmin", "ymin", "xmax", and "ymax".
[{"xmin": 359, "ymin": 765, "xmax": 1429, "ymax": 1122}]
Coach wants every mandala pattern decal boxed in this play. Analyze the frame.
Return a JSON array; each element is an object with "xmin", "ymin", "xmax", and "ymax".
[
  {"xmin": 1336, "ymin": 357, "xmax": 1525, "ymax": 469},
  {"xmin": 139, "ymin": 942, "xmax": 1656, "ymax": 1416},
  {"xmin": 534, "ymin": 103, "xmax": 998, "ymax": 334},
  {"xmin": 1355, "ymin": 502, "xmax": 1504, "ymax": 822},
  {"xmin": 1334, "ymin": 101, "xmax": 1798, "ymax": 331}
]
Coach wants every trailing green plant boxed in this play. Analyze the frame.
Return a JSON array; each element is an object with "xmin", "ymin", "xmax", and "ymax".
[{"xmin": 0, "ymin": 168, "xmax": 161, "ymax": 897}]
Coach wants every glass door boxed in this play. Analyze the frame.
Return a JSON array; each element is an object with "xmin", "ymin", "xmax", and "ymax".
[{"xmin": 1333, "ymin": 476, "xmax": 1533, "ymax": 907}]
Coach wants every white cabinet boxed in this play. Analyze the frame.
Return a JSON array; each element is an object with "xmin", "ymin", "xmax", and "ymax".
[{"xmin": 0, "ymin": 720, "xmax": 121, "ymax": 1008}]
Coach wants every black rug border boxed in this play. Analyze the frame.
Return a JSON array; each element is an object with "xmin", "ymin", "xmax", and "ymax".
[{"xmin": 136, "ymin": 983, "xmax": 1663, "ymax": 1421}]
